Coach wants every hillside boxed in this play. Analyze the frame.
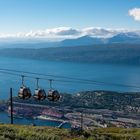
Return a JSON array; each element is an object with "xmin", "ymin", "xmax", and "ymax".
[
  {"xmin": 0, "ymin": 124, "xmax": 139, "ymax": 140},
  {"xmin": 2, "ymin": 91, "xmax": 138, "ymax": 130},
  {"xmin": 13, "ymin": 90, "xmax": 140, "ymax": 113},
  {"xmin": 1, "ymin": 44, "xmax": 140, "ymax": 64}
]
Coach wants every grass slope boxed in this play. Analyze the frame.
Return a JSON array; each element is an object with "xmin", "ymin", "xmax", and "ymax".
[{"xmin": 0, "ymin": 124, "xmax": 139, "ymax": 140}]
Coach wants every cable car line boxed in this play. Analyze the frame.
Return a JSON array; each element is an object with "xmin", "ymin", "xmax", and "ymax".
[
  {"xmin": 0, "ymin": 68, "xmax": 83, "ymax": 80},
  {"xmin": 0, "ymin": 68, "xmax": 129, "ymax": 85},
  {"xmin": 0, "ymin": 70, "xmax": 103, "ymax": 85},
  {"xmin": 0, "ymin": 68, "xmax": 140, "ymax": 89}
]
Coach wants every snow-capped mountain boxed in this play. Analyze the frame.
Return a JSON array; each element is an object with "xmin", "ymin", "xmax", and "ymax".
[
  {"xmin": 0, "ymin": 30, "xmax": 140, "ymax": 48},
  {"xmin": 59, "ymin": 32, "xmax": 140, "ymax": 46},
  {"xmin": 108, "ymin": 32, "xmax": 140, "ymax": 43}
]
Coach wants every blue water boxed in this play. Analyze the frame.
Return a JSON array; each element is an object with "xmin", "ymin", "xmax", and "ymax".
[
  {"xmin": 0, "ymin": 112, "xmax": 71, "ymax": 128},
  {"xmin": 0, "ymin": 56, "xmax": 140, "ymax": 127},
  {"xmin": 0, "ymin": 56, "xmax": 140, "ymax": 100}
]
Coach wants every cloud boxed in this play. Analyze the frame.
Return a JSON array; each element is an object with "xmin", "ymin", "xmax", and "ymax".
[
  {"xmin": 12, "ymin": 27, "xmax": 81, "ymax": 39},
  {"xmin": 129, "ymin": 8, "xmax": 140, "ymax": 21},
  {"xmin": 0, "ymin": 27, "xmax": 135, "ymax": 40},
  {"xmin": 46, "ymin": 27, "xmax": 80, "ymax": 36},
  {"xmin": 81, "ymin": 27, "xmax": 118, "ymax": 38},
  {"xmin": 20, "ymin": 27, "xmax": 119, "ymax": 38}
]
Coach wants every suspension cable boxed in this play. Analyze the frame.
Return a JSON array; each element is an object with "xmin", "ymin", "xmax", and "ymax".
[{"xmin": 0, "ymin": 68, "xmax": 140, "ymax": 89}]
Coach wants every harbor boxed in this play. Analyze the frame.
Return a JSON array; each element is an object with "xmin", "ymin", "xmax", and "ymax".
[{"xmin": 0, "ymin": 111, "xmax": 71, "ymax": 128}]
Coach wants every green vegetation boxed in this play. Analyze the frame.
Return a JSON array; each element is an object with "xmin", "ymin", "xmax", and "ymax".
[
  {"xmin": 0, "ymin": 124, "xmax": 139, "ymax": 140},
  {"xmin": 90, "ymin": 127, "xmax": 140, "ymax": 140}
]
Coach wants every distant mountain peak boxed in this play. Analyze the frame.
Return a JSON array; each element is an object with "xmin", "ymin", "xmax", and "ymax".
[
  {"xmin": 106, "ymin": 32, "xmax": 140, "ymax": 44},
  {"xmin": 114, "ymin": 32, "xmax": 140, "ymax": 38},
  {"xmin": 60, "ymin": 35, "xmax": 103, "ymax": 46}
]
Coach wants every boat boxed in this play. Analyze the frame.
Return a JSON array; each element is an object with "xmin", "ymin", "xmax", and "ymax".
[{"xmin": 36, "ymin": 115, "xmax": 61, "ymax": 122}]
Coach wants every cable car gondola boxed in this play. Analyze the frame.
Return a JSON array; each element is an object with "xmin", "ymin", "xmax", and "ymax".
[
  {"xmin": 18, "ymin": 75, "xmax": 32, "ymax": 100},
  {"xmin": 47, "ymin": 79, "xmax": 60, "ymax": 102},
  {"xmin": 47, "ymin": 89, "xmax": 60, "ymax": 102},
  {"xmin": 33, "ymin": 78, "xmax": 46, "ymax": 101}
]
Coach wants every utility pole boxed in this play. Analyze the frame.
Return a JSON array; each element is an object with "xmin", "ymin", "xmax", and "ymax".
[
  {"xmin": 80, "ymin": 111, "xmax": 83, "ymax": 131},
  {"xmin": 10, "ymin": 88, "xmax": 13, "ymax": 124},
  {"xmin": 80, "ymin": 101, "xmax": 84, "ymax": 131}
]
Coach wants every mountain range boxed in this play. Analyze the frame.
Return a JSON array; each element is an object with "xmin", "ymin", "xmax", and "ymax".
[
  {"xmin": 60, "ymin": 32, "xmax": 140, "ymax": 46},
  {"xmin": 0, "ymin": 31, "xmax": 140, "ymax": 65},
  {"xmin": 0, "ymin": 32, "xmax": 140, "ymax": 49}
]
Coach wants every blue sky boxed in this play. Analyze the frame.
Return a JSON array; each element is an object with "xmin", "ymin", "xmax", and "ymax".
[{"xmin": 0, "ymin": 0, "xmax": 140, "ymax": 34}]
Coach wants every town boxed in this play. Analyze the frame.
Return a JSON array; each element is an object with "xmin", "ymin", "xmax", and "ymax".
[{"xmin": 0, "ymin": 90, "xmax": 140, "ymax": 130}]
